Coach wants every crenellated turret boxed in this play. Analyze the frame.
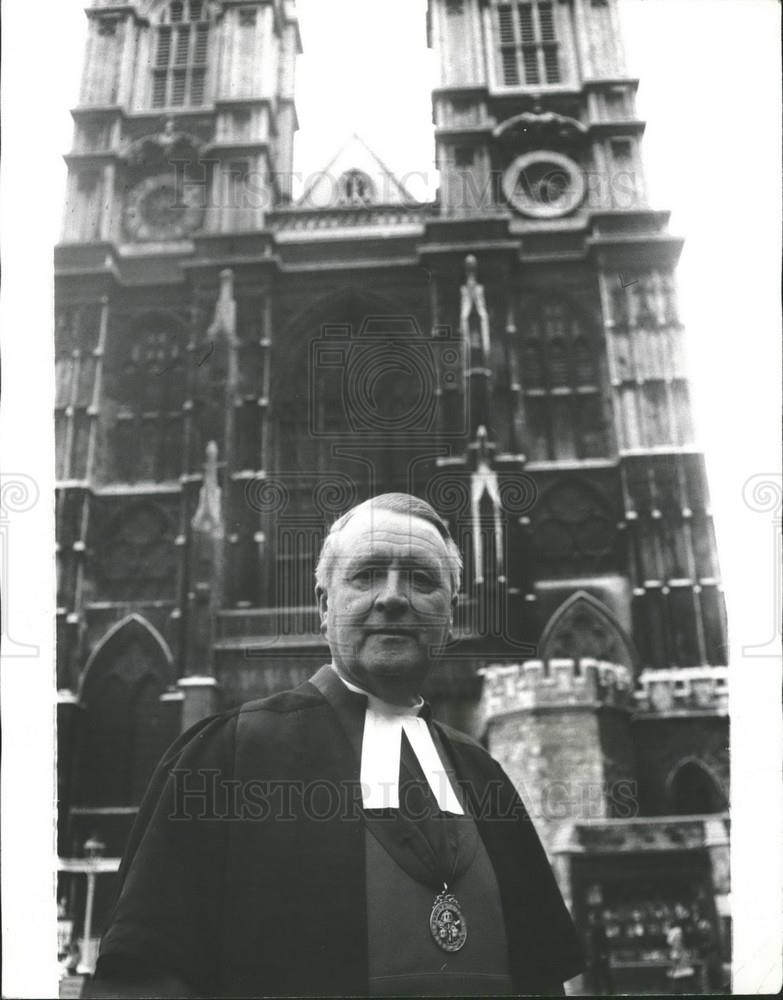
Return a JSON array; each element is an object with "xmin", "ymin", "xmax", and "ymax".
[
  {"xmin": 480, "ymin": 657, "xmax": 637, "ymax": 850},
  {"xmin": 481, "ymin": 657, "xmax": 634, "ymax": 716}
]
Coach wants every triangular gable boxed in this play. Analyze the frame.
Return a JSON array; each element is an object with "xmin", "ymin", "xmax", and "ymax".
[{"xmin": 298, "ymin": 133, "xmax": 417, "ymax": 208}]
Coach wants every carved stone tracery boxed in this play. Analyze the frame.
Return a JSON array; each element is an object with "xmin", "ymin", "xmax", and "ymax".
[
  {"xmin": 77, "ymin": 614, "xmax": 176, "ymax": 807},
  {"xmin": 494, "ymin": 111, "xmax": 587, "ymax": 145},
  {"xmin": 540, "ymin": 590, "xmax": 638, "ymax": 674},
  {"xmin": 122, "ymin": 123, "xmax": 207, "ymax": 241},
  {"xmin": 93, "ymin": 500, "xmax": 178, "ymax": 601},
  {"xmin": 531, "ymin": 479, "xmax": 618, "ymax": 574}
]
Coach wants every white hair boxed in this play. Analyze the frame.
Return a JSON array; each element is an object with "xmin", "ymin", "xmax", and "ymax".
[{"xmin": 315, "ymin": 493, "xmax": 462, "ymax": 595}]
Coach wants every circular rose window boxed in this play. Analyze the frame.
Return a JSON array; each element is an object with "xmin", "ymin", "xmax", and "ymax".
[{"xmin": 502, "ymin": 151, "xmax": 585, "ymax": 219}]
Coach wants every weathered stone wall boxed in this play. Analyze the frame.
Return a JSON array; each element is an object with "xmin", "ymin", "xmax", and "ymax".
[{"xmin": 482, "ymin": 659, "xmax": 636, "ymax": 848}]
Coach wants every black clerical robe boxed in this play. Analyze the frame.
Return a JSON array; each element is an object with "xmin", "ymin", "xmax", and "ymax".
[{"xmin": 89, "ymin": 669, "xmax": 584, "ymax": 997}]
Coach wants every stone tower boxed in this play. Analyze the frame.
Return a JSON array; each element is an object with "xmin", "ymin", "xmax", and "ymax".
[
  {"xmin": 62, "ymin": 0, "xmax": 299, "ymax": 246},
  {"xmin": 425, "ymin": 0, "xmax": 726, "ymax": 675},
  {"xmin": 426, "ymin": 1, "xmax": 730, "ymax": 990},
  {"xmin": 55, "ymin": 0, "xmax": 301, "ymax": 965}
]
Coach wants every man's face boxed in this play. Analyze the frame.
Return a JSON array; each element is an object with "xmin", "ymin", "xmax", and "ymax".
[{"xmin": 316, "ymin": 508, "xmax": 456, "ymax": 704}]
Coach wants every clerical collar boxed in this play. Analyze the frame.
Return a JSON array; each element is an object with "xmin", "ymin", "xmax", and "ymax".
[
  {"xmin": 330, "ymin": 664, "xmax": 425, "ymax": 716},
  {"xmin": 329, "ymin": 664, "xmax": 464, "ymax": 815}
]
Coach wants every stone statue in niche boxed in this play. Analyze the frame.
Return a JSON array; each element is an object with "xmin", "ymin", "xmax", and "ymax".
[{"xmin": 460, "ymin": 254, "xmax": 491, "ymax": 365}]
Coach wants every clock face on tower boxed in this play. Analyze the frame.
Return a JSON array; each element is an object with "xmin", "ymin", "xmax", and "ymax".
[
  {"xmin": 123, "ymin": 173, "xmax": 205, "ymax": 242},
  {"xmin": 502, "ymin": 151, "xmax": 585, "ymax": 220}
]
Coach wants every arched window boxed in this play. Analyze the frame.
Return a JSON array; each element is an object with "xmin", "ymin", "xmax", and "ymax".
[
  {"xmin": 668, "ymin": 760, "xmax": 728, "ymax": 815},
  {"xmin": 104, "ymin": 315, "xmax": 190, "ymax": 483},
  {"xmin": 76, "ymin": 616, "xmax": 176, "ymax": 808},
  {"xmin": 540, "ymin": 590, "xmax": 638, "ymax": 672},
  {"xmin": 152, "ymin": 1, "xmax": 211, "ymax": 109},
  {"xmin": 92, "ymin": 501, "xmax": 179, "ymax": 603},
  {"xmin": 529, "ymin": 481, "xmax": 619, "ymax": 578},
  {"xmin": 518, "ymin": 297, "xmax": 611, "ymax": 461},
  {"xmin": 338, "ymin": 170, "xmax": 376, "ymax": 206},
  {"xmin": 269, "ymin": 298, "xmax": 428, "ymax": 608}
]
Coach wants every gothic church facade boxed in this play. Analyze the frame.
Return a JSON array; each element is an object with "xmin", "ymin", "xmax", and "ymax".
[{"xmin": 56, "ymin": 1, "xmax": 730, "ymax": 992}]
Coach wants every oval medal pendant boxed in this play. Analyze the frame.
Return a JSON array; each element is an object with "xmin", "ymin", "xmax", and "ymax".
[{"xmin": 429, "ymin": 890, "xmax": 468, "ymax": 952}]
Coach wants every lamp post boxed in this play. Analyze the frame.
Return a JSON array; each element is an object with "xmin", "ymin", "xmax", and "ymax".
[{"xmin": 76, "ymin": 834, "xmax": 106, "ymax": 975}]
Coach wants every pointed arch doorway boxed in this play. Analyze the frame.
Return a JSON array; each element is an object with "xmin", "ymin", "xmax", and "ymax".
[
  {"xmin": 59, "ymin": 615, "xmax": 181, "ymax": 975},
  {"xmin": 76, "ymin": 615, "xmax": 177, "ymax": 812}
]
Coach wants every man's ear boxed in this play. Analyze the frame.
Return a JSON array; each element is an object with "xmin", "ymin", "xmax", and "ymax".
[{"xmin": 316, "ymin": 585, "xmax": 328, "ymax": 634}]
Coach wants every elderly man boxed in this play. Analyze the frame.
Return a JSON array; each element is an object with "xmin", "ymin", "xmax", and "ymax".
[{"xmin": 88, "ymin": 493, "xmax": 584, "ymax": 998}]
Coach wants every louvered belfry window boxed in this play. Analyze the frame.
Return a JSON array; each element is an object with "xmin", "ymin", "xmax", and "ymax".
[
  {"xmin": 495, "ymin": 1, "xmax": 561, "ymax": 86},
  {"xmin": 152, "ymin": 0, "xmax": 210, "ymax": 109}
]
